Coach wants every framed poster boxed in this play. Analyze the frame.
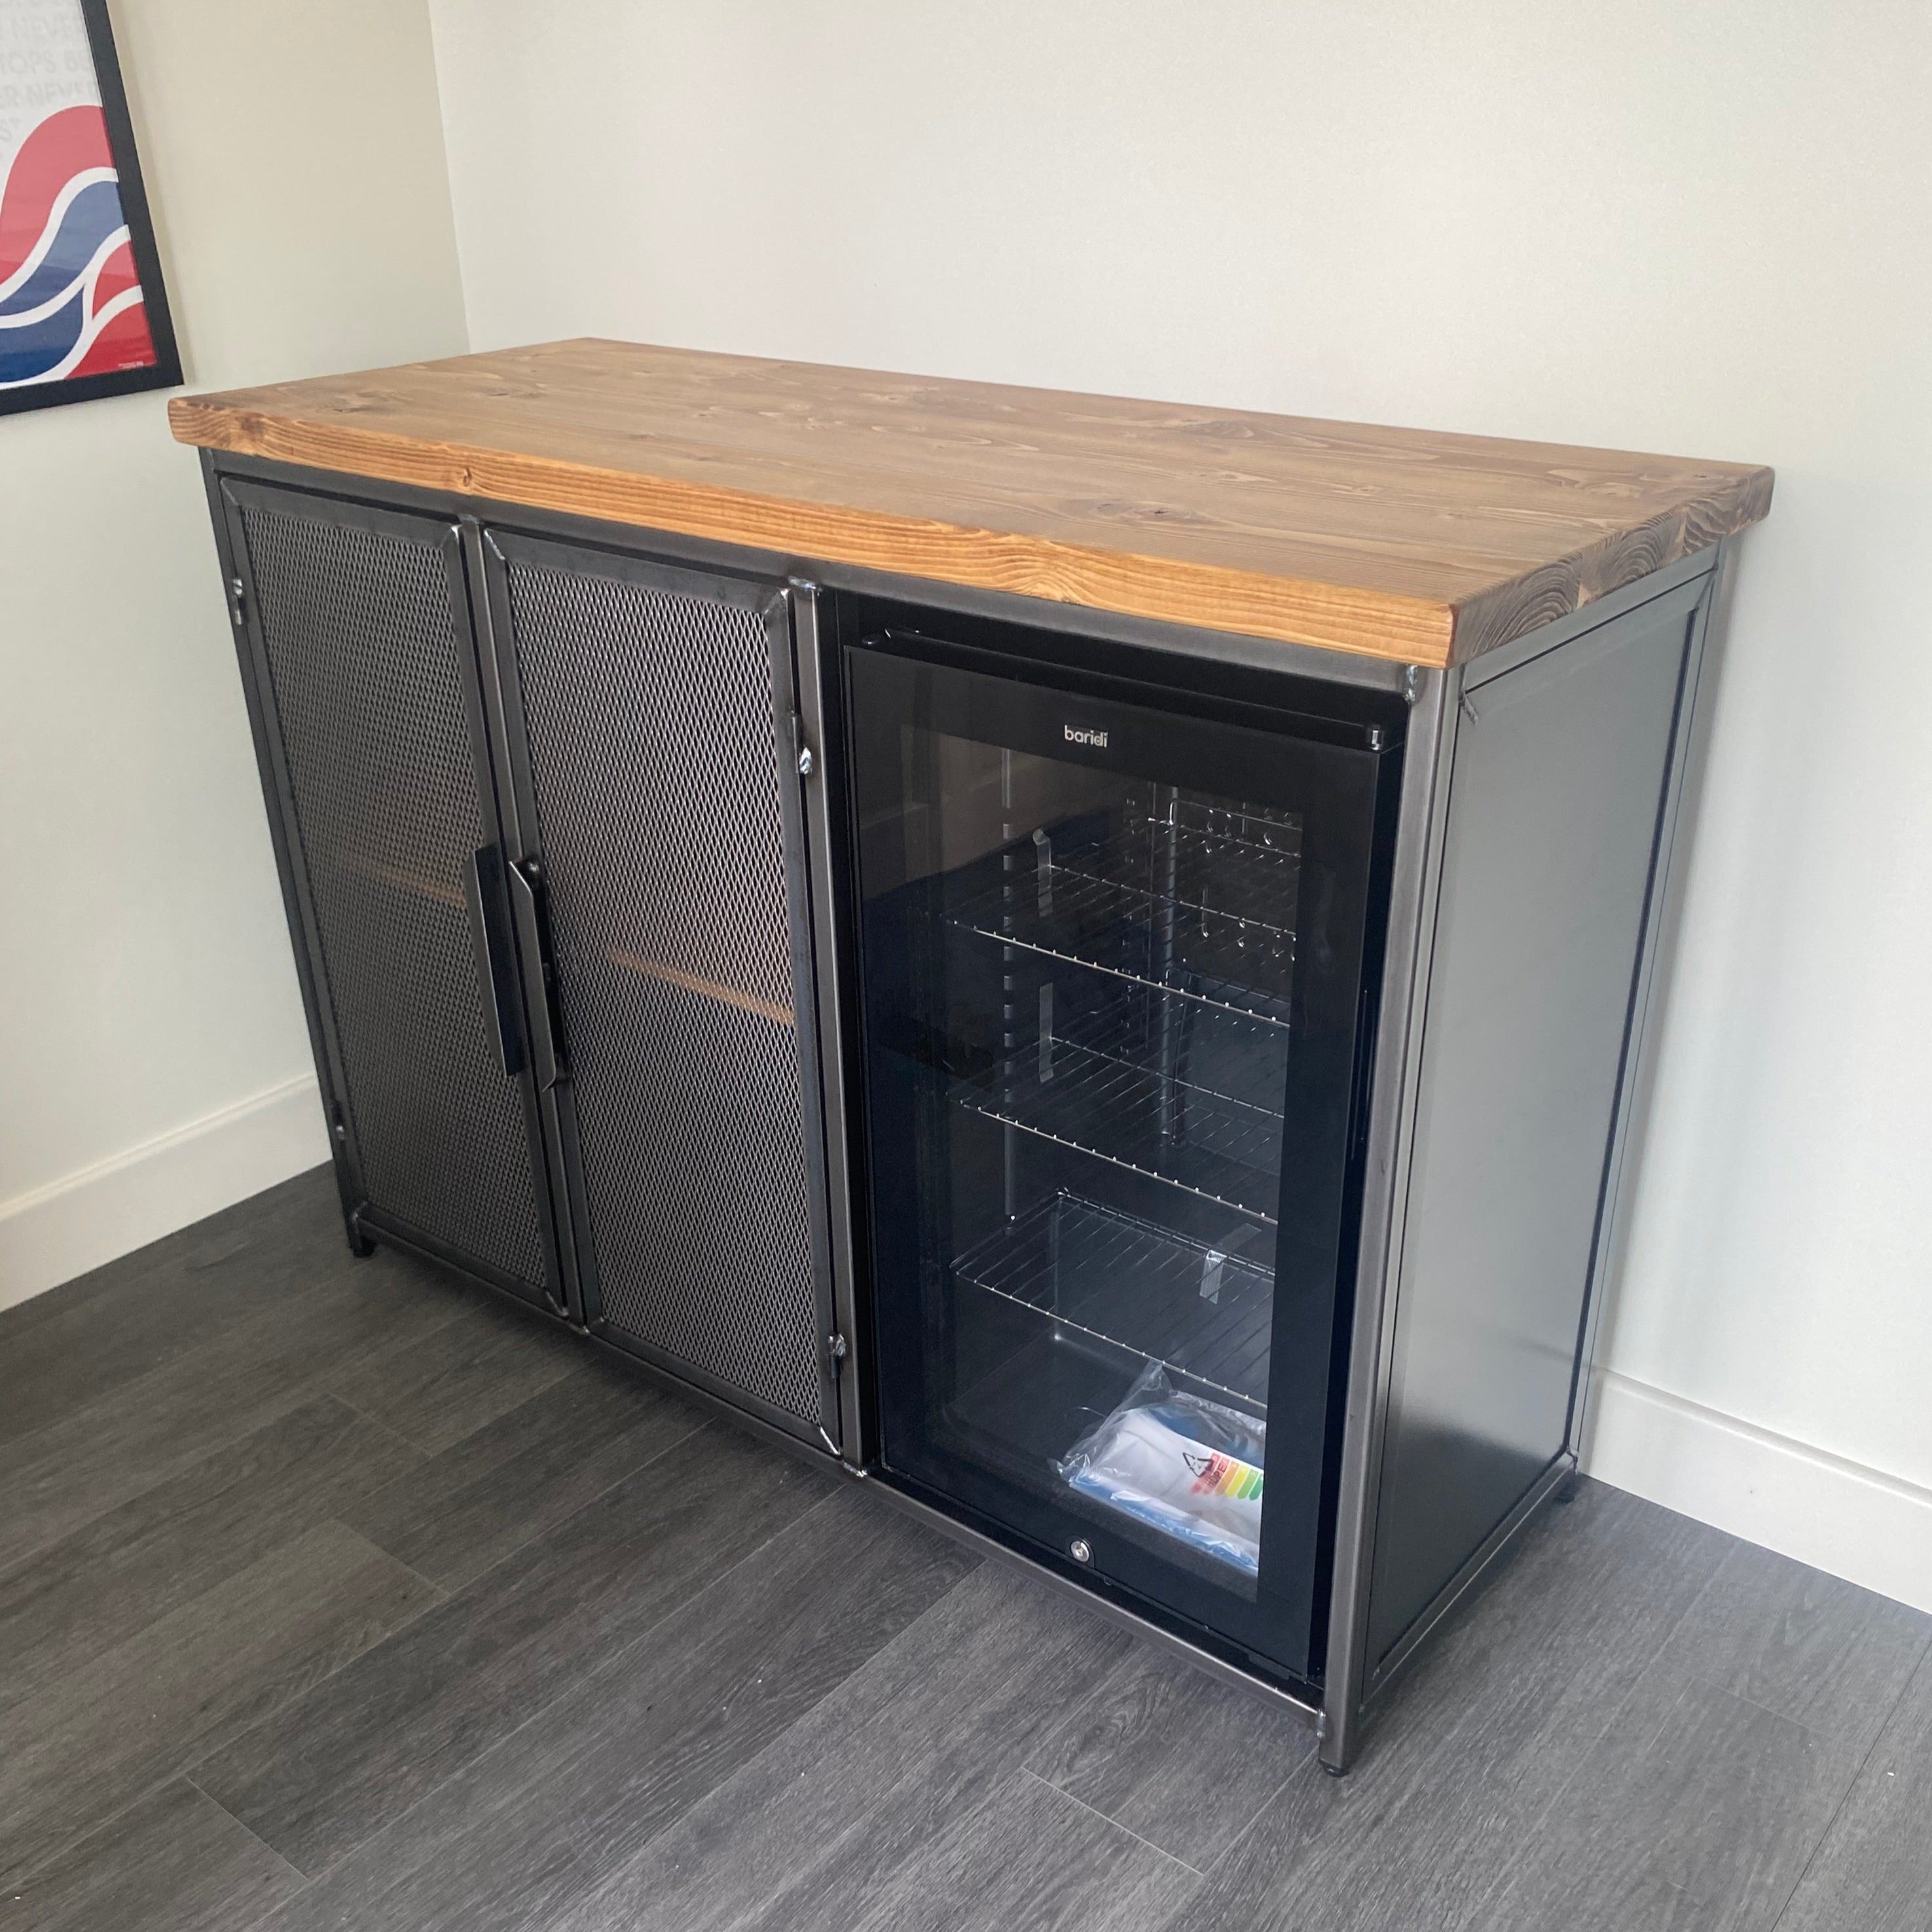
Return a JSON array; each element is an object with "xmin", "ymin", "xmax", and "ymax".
[{"xmin": 1, "ymin": 0, "xmax": 179, "ymax": 414}]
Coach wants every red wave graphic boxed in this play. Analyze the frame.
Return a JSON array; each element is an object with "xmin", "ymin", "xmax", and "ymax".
[
  {"xmin": 90, "ymin": 235, "xmax": 139, "ymax": 315},
  {"xmin": 70, "ymin": 297, "xmax": 155, "ymax": 378},
  {"xmin": 1, "ymin": 105, "xmax": 114, "ymax": 286},
  {"xmin": 75, "ymin": 229, "xmax": 156, "ymax": 376}
]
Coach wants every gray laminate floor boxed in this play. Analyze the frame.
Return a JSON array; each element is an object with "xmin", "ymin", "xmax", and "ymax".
[{"xmin": 3, "ymin": 1168, "xmax": 1927, "ymax": 1932}]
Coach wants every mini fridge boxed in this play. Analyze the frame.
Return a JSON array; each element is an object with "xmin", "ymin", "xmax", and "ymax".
[{"xmin": 841, "ymin": 601, "xmax": 1402, "ymax": 1692}]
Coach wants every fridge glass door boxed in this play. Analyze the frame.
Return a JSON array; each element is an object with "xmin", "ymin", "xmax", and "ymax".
[{"xmin": 848, "ymin": 636, "xmax": 1388, "ymax": 1682}]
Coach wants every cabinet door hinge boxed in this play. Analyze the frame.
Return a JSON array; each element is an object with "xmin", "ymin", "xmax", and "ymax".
[
  {"xmin": 228, "ymin": 576, "xmax": 247, "ymax": 628},
  {"xmin": 827, "ymin": 1331, "xmax": 848, "ymax": 1362}
]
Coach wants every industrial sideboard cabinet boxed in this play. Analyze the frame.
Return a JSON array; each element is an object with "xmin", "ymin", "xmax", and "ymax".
[{"xmin": 171, "ymin": 342, "xmax": 1771, "ymax": 1770}]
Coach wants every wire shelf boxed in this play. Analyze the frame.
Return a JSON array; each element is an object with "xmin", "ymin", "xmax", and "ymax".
[
  {"xmin": 953, "ymin": 1192, "xmax": 1274, "ymax": 1407},
  {"xmin": 951, "ymin": 1038, "xmax": 1283, "ymax": 1223},
  {"xmin": 1053, "ymin": 977, "xmax": 1292, "ymax": 1078},
  {"xmin": 1056, "ymin": 811, "xmax": 1302, "ymax": 935},
  {"xmin": 951, "ymin": 811, "xmax": 1301, "ymax": 1029}
]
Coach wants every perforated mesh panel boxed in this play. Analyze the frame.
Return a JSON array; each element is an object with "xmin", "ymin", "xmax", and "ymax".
[
  {"xmin": 238, "ymin": 499, "xmax": 548, "ymax": 1290},
  {"xmin": 501, "ymin": 556, "xmax": 823, "ymax": 1425}
]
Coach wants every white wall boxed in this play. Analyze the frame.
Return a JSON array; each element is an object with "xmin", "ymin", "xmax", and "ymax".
[
  {"xmin": 0, "ymin": 0, "xmax": 466, "ymax": 1302},
  {"xmin": 427, "ymin": 0, "xmax": 1932, "ymax": 1605}
]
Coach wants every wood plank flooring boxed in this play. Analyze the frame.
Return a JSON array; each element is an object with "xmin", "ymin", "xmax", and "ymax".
[{"xmin": 3, "ymin": 1167, "xmax": 1926, "ymax": 1931}]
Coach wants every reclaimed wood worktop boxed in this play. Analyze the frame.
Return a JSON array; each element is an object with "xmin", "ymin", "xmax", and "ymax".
[{"xmin": 169, "ymin": 338, "xmax": 1772, "ymax": 667}]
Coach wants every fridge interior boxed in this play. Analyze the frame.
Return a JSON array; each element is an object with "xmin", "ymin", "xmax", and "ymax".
[{"xmin": 875, "ymin": 723, "xmax": 1304, "ymax": 1595}]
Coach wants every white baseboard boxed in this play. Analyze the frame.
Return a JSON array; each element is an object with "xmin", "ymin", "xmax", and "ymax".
[
  {"xmin": 1582, "ymin": 1366, "xmax": 1932, "ymax": 1615},
  {"xmin": 0, "ymin": 1075, "xmax": 331, "ymax": 1311}
]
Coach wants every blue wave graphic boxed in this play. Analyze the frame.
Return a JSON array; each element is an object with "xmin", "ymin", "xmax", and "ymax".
[
  {"xmin": 0, "ymin": 283, "xmax": 87, "ymax": 382},
  {"xmin": 0, "ymin": 179, "xmax": 126, "ymax": 319}
]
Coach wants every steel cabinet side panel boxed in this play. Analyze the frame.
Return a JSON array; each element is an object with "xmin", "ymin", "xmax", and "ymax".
[{"xmin": 1364, "ymin": 591, "xmax": 1696, "ymax": 1669}]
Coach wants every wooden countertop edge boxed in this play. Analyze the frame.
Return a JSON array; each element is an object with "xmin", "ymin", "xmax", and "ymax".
[
  {"xmin": 168, "ymin": 394, "xmax": 1771, "ymax": 668},
  {"xmin": 168, "ymin": 397, "xmax": 1455, "ymax": 664},
  {"xmin": 1450, "ymin": 461, "xmax": 1773, "ymax": 659}
]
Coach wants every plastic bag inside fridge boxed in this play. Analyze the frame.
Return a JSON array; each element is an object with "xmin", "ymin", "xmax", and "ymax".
[{"xmin": 1056, "ymin": 1361, "xmax": 1266, "ymax": 1575}]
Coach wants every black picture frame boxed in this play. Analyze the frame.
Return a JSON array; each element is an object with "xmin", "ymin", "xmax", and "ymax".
[{"xmin": 0, "ymin": 0, "xmax": 181, "ymax": 416}]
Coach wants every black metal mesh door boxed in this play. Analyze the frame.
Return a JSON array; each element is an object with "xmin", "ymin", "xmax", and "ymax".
[
  {"xmin": 489, "ymin": 538, "xmax": 830, "ymax": 1435},
  {"xmin": 227, "ymin": 485, "xmax": 549, "ymax": 1295}
]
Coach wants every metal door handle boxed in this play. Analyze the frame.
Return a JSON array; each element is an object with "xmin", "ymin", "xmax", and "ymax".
[
  {"xmin": 464, "ymin": 845, "xmax": 526, "ymax": 1079},
  {"xmin": 506, "ymin": 857, "xmax": 566, "ymax": 1090}
]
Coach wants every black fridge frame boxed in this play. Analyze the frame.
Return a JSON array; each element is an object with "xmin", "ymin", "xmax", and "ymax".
[{"xmin": 828, "ymin": 589, "xmax": 1406, "ymax": 1695}]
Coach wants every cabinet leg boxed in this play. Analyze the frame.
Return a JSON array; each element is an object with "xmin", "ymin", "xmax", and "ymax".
[{"xmin": 1317, "ymin": 1708, "xmax": 1358, "ymax": 1776}]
